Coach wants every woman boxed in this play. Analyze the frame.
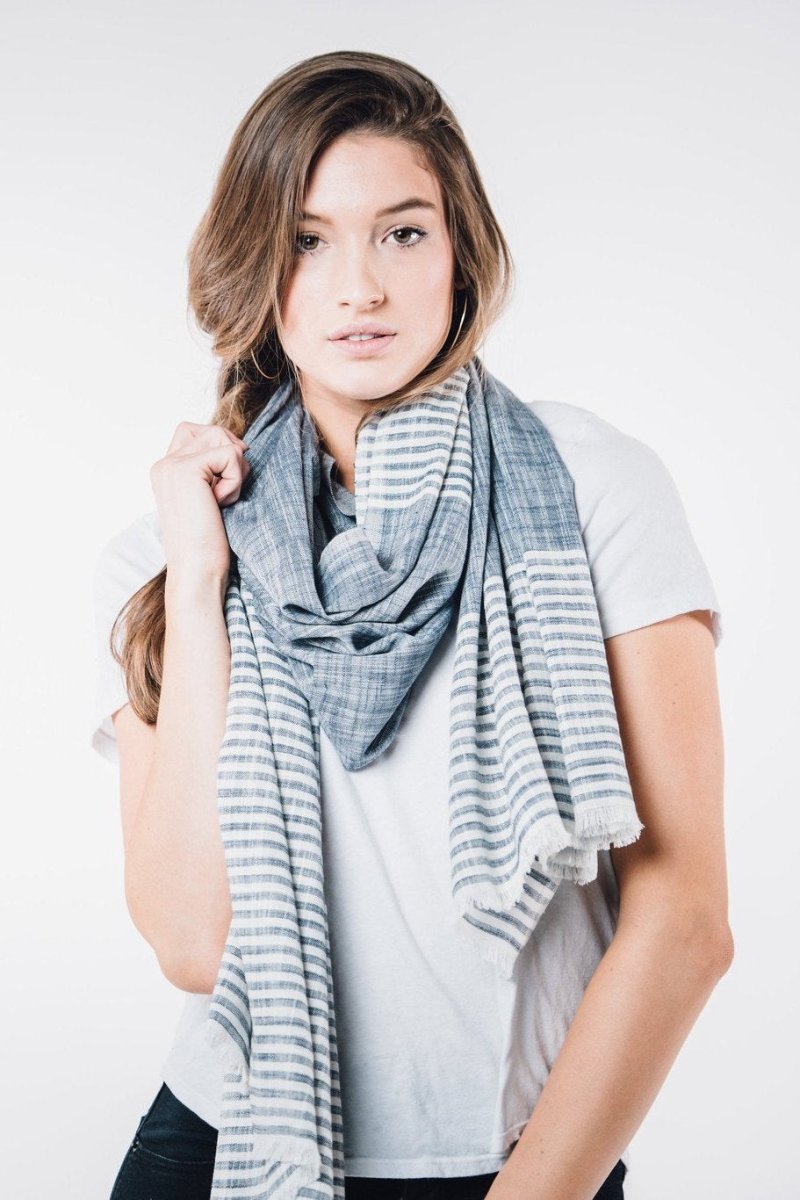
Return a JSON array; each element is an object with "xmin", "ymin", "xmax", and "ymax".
[{"xmin": 91, "ymin": 50, "xmax": 732, "ymax": 1200}]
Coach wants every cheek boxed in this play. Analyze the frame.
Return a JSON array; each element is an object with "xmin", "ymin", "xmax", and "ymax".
[
  {"xmin": 281, "ymin": 271, "xmax": 315, "ymax": 342},
  {"xmin": 399, "ymin": 252, "xmax": 454, "ymax": 314}
]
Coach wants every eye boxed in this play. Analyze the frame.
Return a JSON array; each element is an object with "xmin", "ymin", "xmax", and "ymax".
[
  {"xmin": 295, "ymin": 232, "xmax": 323, "ymax": 256},
  {"xmin": 389, "ymin": 225, "xmax": 427, "ymax": 249}
]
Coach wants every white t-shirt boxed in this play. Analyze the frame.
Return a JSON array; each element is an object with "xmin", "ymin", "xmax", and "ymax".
[{"xmin": 89, "ymin": 399, "xmax": 723, "ymax": 1179}]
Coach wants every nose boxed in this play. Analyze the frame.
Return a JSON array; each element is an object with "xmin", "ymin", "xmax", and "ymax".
[{"xmin": 336, "ymin": 247, "xmax": 385, "ymax": 309}]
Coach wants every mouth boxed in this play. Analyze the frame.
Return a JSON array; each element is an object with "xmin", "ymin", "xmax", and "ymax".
[
  {"xmin": 329, "ymin": 321, "xmax": 396, "ymax": 340},
  {"xmin": 329, "ymin": 332, "xmax": 397, "ymax": 357}
]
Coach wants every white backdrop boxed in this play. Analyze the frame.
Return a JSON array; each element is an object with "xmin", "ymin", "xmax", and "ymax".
[{"xmin": 2, "ymin": 2, "xmax": 797, "ymax": 1197}]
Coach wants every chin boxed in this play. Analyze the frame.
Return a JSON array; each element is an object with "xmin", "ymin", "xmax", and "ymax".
[
  {"xmin": 348, "ymin": 353, "xmax": 436, "ymax": 387},
  {"xmin": 327, "ymin": 362, "xmax": 413, "ymax": 400}
]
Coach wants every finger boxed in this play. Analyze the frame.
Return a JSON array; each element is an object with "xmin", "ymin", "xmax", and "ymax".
[
  {"xmin": 165, "ymin": 421, "xmax": 249, "ymax": 456},
  {"xmin": 214, "ymin": 451, "xmax": 254, "ymax": 506}
]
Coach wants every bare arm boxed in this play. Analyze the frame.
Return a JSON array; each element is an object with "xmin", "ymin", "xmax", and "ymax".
[
  {"xmin": 116, "ymin": 569, "xmax": 233, "ymax": 992},
  {"xmin": 486, "ymin": 609, "xmax": 734, "ymax": 1200}
]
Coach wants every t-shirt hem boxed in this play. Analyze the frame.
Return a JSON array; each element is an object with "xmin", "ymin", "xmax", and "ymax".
[
  {"xmin": 150, "ymin": 1085, "xmax": 539, "ymax": 1181},
  {"xmin": 601, "ymin": 594, "xmax": 723, "ymax": 647},
  {"xmin": 343, "ymin": 1119, "xmax": 529, "ymax": 1178},
  {"xmin": 346, "ymin": 1148, "xmax": 629, "ymax": 1181},
  {"xmin": 161, "ymin": 1066, "xmax": 222, "ymax": 1131},
  {"xmin": 163, "ymin": 1065, "xmax": 630, "ymax": 1179}
]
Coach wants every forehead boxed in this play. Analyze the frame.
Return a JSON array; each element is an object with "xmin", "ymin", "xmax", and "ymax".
[{"xmin": 299, "ymin": 134, "xmax": 443, "ymax": 223}]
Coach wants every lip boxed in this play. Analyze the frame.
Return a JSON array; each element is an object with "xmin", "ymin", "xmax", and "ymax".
[
  {"xmin": 329, "ymin": 321, "xmax": 396, "ymax": 340},
  {"xmin": 328, "ymin": 325, "xmax": 397, "ymax": 358}
]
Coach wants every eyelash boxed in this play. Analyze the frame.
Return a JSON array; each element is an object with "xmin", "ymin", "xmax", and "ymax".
[{"xmin": 294, "ymin": 225, "xmax": 428, "ymax": 257}]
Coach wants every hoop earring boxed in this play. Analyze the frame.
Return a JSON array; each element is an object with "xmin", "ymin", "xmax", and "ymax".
[{"xmin": 446, "ymin": 291, "xmax": 468, "ymax": 354}]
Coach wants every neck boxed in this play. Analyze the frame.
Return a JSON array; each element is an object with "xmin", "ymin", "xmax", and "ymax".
[{"xmin": 304, "ymin": 392, "xmax": 371, "ymax": 497}]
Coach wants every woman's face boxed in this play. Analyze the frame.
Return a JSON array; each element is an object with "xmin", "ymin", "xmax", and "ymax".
[{"xmin": 280, "ymin": 132, "xmax": 458, "ymax": 413}]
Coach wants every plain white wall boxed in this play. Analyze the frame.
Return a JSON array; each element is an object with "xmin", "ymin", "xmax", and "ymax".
[{"xmin": 2, "ymin": 1, "xmax": 797, "ymax": 1196}]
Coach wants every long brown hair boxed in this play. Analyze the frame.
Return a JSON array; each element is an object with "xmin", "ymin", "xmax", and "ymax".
[{"xmin": 111, "ymin": 49, "xmax": 514, "ymax": 726}]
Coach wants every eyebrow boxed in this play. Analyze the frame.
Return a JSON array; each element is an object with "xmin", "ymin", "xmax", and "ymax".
[{"xmin": 296, "ymin": 197, "xmax": 438, "ymax": 224}]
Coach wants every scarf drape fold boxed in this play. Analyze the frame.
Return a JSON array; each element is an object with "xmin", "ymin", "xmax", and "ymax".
[{"xmin": 202, "ymin": 356, "xmax": 643, "ymax": 1199}]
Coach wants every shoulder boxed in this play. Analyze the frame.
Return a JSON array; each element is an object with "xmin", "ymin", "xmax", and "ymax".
[
  {"xmin": 89, "ymin": 510, "xmax": 165, "ymax": 764},
  {"xmin": 526, "ymin": 397, "xmax": 595, "ymax": 450},
  {"xmin": 94, "ymin": 509, "xmax": 164, "ymax": 581},
  {"xmin": 92, "ymin": 509, "xmax": 165, "ymax": 619},
  {"xmin": 526, "ymin": 399, "xmax": 723, "ymax": 646},
  {"xmin": 526, "ymin": 398, "xmax": 677, "ymax": 533}
]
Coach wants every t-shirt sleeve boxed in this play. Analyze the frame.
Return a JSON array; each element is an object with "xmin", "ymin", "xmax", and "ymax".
[
  {"xmin": 563, "ymin": 411, "xmax": 723, "ymax": 647},
  {"xmin": 89, "ymin": 511, "xmax": 165, "ymax": 766}
]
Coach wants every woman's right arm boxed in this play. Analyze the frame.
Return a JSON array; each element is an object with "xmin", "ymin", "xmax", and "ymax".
[
  {"xmin": 116, "ymin": 569, "xmax": 232, "ymax": 994},
  {"xmin": 114, "ymin": 420, "xmax": 251, "ymax": 994}
]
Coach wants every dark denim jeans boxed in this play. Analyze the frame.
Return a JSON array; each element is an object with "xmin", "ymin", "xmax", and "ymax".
[
  {"xmin": 109, "ymin": 1083, "xmax": 218, "ymax": 1199},
  {"xmin": 109, "ymin": 1081, "xmax": 628, "ymax": 1199}
]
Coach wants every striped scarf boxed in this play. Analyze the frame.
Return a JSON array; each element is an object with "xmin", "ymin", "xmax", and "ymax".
[{"xmin": 202, "ymin": 355, "xmax": 643, "ymax": 1199}]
